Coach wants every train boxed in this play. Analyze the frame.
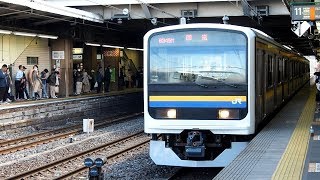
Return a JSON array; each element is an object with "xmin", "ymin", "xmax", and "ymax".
[{"xmin": 143, "ymin": 23, "xmax": 310, "ymax": 167}]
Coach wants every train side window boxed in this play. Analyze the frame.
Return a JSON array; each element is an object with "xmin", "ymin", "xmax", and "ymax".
[{"xmin": 267, "ymin": 55, "xmax": 273, "ymax": 87}]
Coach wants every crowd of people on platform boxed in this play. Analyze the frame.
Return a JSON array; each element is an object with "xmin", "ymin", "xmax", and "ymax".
[
  {"xmin": 0, "ymin": 64, "xmax": 60, "ymax": 105},
  {"xmin": 72, "ymin": 65, "xmax": 143, "ymax": 96},
  {"xmin": 0, "ymin": 63, "xmax": 144, "ymax": 104}
]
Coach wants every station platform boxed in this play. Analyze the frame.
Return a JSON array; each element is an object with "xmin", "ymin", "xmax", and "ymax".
[
  {"xmin": 0, "ymin": 89, "xmax": 143, "ymax": 132},
  {"xmin": 213, "ymin": 82, "xmax": 319, "ymax": 180}
]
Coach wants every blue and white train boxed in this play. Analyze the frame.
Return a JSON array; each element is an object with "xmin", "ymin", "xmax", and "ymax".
[{"xmin": 144, "ymin": 23, "xmax": 309, "ymax": 167}]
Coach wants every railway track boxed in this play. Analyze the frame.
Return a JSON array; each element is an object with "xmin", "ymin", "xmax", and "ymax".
[
  {"xmin": 6, "ymin": 131, "xmax": 148, "ymax": 179},
  {"xmin": 0, "ymin": 113, "xmax": 142, "ymax": 155}
]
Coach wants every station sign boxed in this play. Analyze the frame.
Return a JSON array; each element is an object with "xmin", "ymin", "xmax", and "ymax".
[
  {"xmin": 291, "ymin": 3, "xmax": 320, "ymax": 21},
  {"xmin": 72, "ymin": 48, "xmax": 83, "ymax": 54},
  {"xmin": 52, "ymin": 51, "xmax": 65, "ymax": 60},
  {"xmin": 73, "ymin": 55, "xmax": 83, "ymax": 60}
]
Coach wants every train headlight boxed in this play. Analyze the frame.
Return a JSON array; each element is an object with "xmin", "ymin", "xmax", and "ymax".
[
  {"xmin": 155, "ymin": 109, "xmax": 177, "ymax": 119},
  {"xmin": 218, "ymin": 109, "xmax": 230, "ymax": 119},
  {"xmin": 218, "ymin": 109, "xmax": 240, "ymax": 119},
  {"xmin": 167, "ymin": 109, "xmax": 177, "ymax": 118}
]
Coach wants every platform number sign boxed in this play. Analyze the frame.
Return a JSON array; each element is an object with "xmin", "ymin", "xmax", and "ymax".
[
  {"xmin": 294, "ymin": 7, "xmax": 303, "ymax": 16},
  {"xmin": 291, "ymin": 4, "xmax": 320, "ymax": 21}
]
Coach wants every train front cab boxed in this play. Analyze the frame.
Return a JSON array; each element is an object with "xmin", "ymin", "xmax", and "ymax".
[{"xmin": 144, "ymin": 24, "xmax": 259, "ymax": 167}]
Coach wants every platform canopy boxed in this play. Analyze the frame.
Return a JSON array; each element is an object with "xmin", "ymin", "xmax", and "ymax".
[{"xmin": 0, "ymin": 0, "xmax": 103, "ymax": 23}]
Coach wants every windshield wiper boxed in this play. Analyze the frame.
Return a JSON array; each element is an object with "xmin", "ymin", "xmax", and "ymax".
[
  {"xmin": 212, "ymin": 77, "xmax": 238, "ymax": 88},
  {"xmin": 194, "ymin": 82, "xmax": 208, "ymax": 88}
]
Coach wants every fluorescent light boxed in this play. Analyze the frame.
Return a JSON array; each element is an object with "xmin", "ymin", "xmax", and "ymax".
[
  {"xmin": 0, "ymin": 0, "xmax": 103, "ymax": 23},
  {"xmin": 102, "ymin": 44, "xmax": 124, "ymax": 49},
  {"xmin": 127, "ymin": 48, "xmax": 143, "ymax": 51},
  {"xmin": 85, "ymin": 43, "xmax": 101, "ymax": 47},
  {"xmin": 0, "ymin": 29, "xmax": 12, "ymax": 34},
  {"xmin": 283, "ymin": 45, "xmax": 292, "ymax": 50},
  {"xmin": 1, "ymin": 30, "xmax": 58, "ymax": 39},
  {"xmin": 13, "ymin": 31, "xmax": 37, "ymax": 37},
  {"xmin": 38, "ymin": 34, "xmax": 58, "ymax": 39}
]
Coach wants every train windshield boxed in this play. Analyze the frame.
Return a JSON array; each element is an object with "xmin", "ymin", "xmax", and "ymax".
[{"xmin": 148, "ymin": 29, "xmax": 247, "ymax": 88}]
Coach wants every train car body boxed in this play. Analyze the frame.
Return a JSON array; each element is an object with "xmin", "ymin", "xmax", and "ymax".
[{"xmin": 143, "ymin": 23, "xmax": 309, "ymax": 167}]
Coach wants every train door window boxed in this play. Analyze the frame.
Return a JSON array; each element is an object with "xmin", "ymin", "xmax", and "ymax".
[
  {"xmin": 283, "ymin": 58, "xmax": 288, "ymax": 81},
  {"xmin": 289, "ymin": 61, "xmax": 293, "ymax": 79},
  {"xmin": 256, "ymin": 49, "xmax": 264, "ymax": 93},
  {"xmin": 293, "ymin": 62, "xmax": 297, "ymax": 78},
  {"xmin": 267, "ymin": 55, "xmax": 273, "ymax": 87},
  {"xmin": 278, "ymin": 58, "xmax": 283, "ymax": 83}
]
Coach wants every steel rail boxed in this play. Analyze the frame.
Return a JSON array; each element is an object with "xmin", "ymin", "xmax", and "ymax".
[
  {"xmin": 55, "ymin": 137, "xmax": 150, "ymax": 179},
  {"xmin": 0, "ymin": 113, "xmax": 142, "ymax": 155},
  {"xmin": 5, "ymin": 131, "xmax": 145, "ymax": 180}
]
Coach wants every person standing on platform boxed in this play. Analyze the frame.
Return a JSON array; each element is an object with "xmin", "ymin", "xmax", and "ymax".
[
  {"xmin": 15, "ymin": 65, "xmax": 24, "ymax": 100},
  {"xmin": 48, "ymin": 69, "xmax": 57, "ymax": 98},
  {"xmin": 82, "ymin": 69, "xmax": 91, "ymax": 93},
  {"xmin": 96, "ymin": 67, "xmax": 104, "ymax": 93},
  {"xmin": 136, "ymin": 67, "xmax": 143, "ymax": 88},
  {"xmin": 5, "ymin": 68, "xmax": 12, "ymax": 103},
  {"xmin": 30, "ymin": 65, "xmax": 42, "ymax": 100},
  {"xmin": 118, "ymin": 67, "xmax": 125, "ymax": 90},
  {"xmin": 104, "ymin": 65, "xmax": 111, "ymax": 92},
  {"xmin": 40, "ymin": 69, "xmax": 49, "ymax": 98},
  {"xmin": 75, "ymin": 68, "xmax": 83, "ymax": 95},
  {"xmin": 90, "ymin": 69, "xmax": 96, "ymax": 91},
  {"xmin": 21, "ymin": 66, "xmax": 30, "ymax": 100},
  {"xmin": 0, "ymin": 64, "xmax": 8, "ymax": 104},
  {"xmin": 315, "ymin": 71, "xmax": 320, "ymax": 101}
]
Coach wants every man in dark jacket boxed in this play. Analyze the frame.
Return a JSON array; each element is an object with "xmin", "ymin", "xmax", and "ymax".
[
  {"xmin": 48, "ymin": 69, "xmax": 57, "ymax": 98},
  {"xmin": 104, "ymin": 65, "xmax": 111, "ymax": 92},
  {"xmin": 0, "ymin": 64, "xmax": 8, "ymax": 104}
]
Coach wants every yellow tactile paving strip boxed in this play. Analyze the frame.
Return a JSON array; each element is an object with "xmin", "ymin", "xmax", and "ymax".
[{"xmin": 272, "ymin": 89, "xmax": 316, "ymax": 180}]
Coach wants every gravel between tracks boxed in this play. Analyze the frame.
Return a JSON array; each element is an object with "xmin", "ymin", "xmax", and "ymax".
[{"xmin": 0, "ymin": 117, "xmax": 182, "ymax": 179}]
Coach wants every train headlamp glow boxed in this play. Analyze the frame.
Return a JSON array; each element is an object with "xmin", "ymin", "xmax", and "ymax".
[
  {"xmin": 167, "ymin": 109, "xmax": 177, "ymax": 118},
  {"xmin": 218, "ymin": 109, "xmax": 240, "ymax": 119},
  {"xmin": 218, "ymin": 109, "xmax": 230, "ymax": 119}
]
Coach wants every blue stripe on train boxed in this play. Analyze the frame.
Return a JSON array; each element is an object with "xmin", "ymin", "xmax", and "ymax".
[{"xmin": 149, "ymin": 101, "xmax": 247, "ymax": 108}]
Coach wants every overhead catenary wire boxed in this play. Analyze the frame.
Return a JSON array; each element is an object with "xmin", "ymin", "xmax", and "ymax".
[
  {"xmin": 134, "ymin": 0, "xmax": 179, "ymax": 18},
  {"xmin": 227, "ymin": 0, "xmax": 262, "ymax": 24}
]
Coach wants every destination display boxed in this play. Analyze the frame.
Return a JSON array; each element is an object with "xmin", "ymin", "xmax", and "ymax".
[{"xmin": 151, "ymin": 30, "xmax": 246, "ymax": 47}]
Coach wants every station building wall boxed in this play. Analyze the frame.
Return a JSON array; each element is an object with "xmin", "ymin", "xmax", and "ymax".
[{"xmin": 0, "ymin": 34, "xmax": 51, "ymax": 88}]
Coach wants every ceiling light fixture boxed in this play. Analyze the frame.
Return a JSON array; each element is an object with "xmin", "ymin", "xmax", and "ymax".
[
  {"xmin": 38, "ymin": 34, "xmax": 58, "ymax": 39},
  {"xmin": 85, "ymin": 43, "xmax": 101, "ymax": 47},
  {"xmin": 13, "ymin": 32, "xmax": 37, "ymax": 37},
  {"xmin": 102, "ymin": 44, "xmax": 124, "ymax": 49},
  {"xmin": 0, "ymin": 29, "xmax": 12, "ymax": 34},
  {"xmin": 127, "ymin": 48, "xmax": 143, "ymax": 51}
]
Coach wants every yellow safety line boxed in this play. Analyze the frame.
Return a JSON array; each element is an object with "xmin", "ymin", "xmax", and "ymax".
[{"xmin": 272, "ymin": 88, "xmax": 316, "ymax": 180}]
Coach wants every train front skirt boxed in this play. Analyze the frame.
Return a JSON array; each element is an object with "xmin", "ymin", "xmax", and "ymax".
[{"xmin": 149, "ymin": 140, "xmax": 248, "ymax": 167}]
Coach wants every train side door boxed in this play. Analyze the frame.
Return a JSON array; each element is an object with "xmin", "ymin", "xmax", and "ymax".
[
  {"xmin": 265, "ymin": 53, "xmax": 274, "ymax": 114},
  {"xmin": 283, "ymin": 59, "xmax": 289, "ymax": 100},
  {"xmin": 276, "ymin": 57, "xmax": 284, "ymax": 105},
  {"xmin": 255, "ymin": 48, "xmax": 265, "ymax": 123},
  {"xmin": 273, "ymin": 56, "xmax": 278, "ymax": 108}
]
